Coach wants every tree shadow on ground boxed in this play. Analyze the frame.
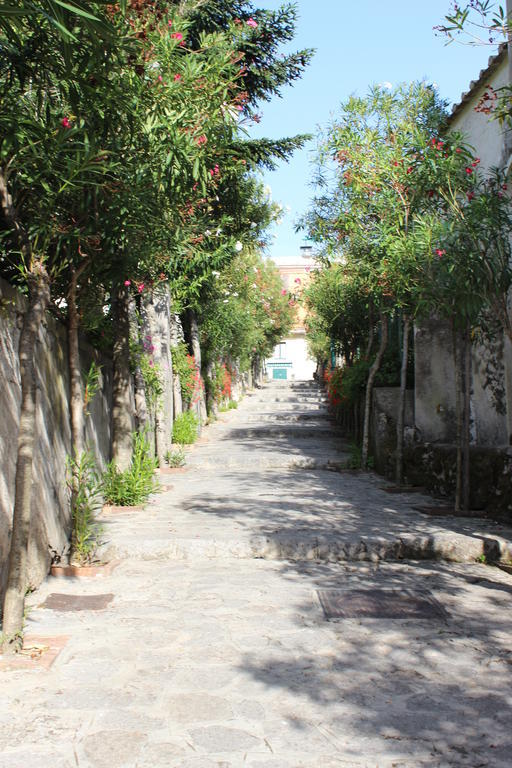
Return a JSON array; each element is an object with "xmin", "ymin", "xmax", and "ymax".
[{"xmin": 237, "ymin": 559, "xmax": 512, "ymax": 766}]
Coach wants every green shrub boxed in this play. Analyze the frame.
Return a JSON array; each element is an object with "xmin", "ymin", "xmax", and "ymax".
[
  {"xmin": 66, "ymin": 451, "xmax": 103, "ymax": 564},
  {"xmin": 172, "ymin": 411, "xmax": 199, "ymax": 444},
  {"xmin": 102, "ymin": 431, "xmax": 158, "ymax": 506},
  {"xmin": 164, "ymin": 445, "xmax": 186, "ymax": 467},
  {"xmin": 219, "ymin": 400, "xmax": 238, "ymax": 412}
]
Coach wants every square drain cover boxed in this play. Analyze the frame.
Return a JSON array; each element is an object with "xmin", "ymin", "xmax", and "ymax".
[
  {"xmin": 317, "ymin": 589, "xmax": 447, "ymax": 620},
  {"xmin": 41, "ymin": 593, "xmax": 114, "ymax": 611}
]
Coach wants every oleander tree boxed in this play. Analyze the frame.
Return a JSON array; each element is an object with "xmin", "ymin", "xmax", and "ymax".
[
  {"xmin": 302, "ymin": 82, "xmax": 450, "ymax": 473},
  {"xmin": 0, "ymin": 0, "xmax": 311, "ymax": 652}
]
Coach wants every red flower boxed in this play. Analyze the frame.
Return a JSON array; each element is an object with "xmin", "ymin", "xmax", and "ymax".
[
  {"xmin": 472, "ymin": 158, "xmax": 481, "ymax": 166},
  {"xmin": 435, "ymin": 248, "xmax": 446, "ymax": 257},
  {"xmin": 174, "ymin": 74, "xmax": 182, "ymax": 82},
  {"xmin": 392, "ymin": 161, "xmax": 399, "ymax": 167},
  {"xmin": 455, "ymin": 148, "xmax": 462, "ymax": 153},
  {"xmin": 171, "ymin": 32, "xmax": 183, "ymax": 41},
  {"xmin": 61, "ymin": 117, "xmax": 71, "ymax": 129},
  {"xmin": 427, "ymin": 190, "xmax": 434, "ymax": 198},
  {"xmin": 467, "ymin": 192, "xmax": 475, "ymax": 201},
  {"xmin": 406, "ymin": 167, "xmax": 413, "ymax": 174},
  {"xmin": 465, "ymin": 167, "xmax": 473, "ymax": 174}
]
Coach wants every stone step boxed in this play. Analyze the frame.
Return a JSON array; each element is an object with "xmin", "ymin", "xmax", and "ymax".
[
  {"xmin": 243, "ymin": 412, "xmax": 331, "ymax": 423},
  {"xmin": 225, "ymin": 425, "xmax": 340, "ymax": 440},
  {"xmin": 105, "ymin": 528, "xmax": 512, "ymax": 565},
  {"xmin": 249, "ymin": 396, "xmax": 327, "ymax": 404},
  {"xmin": 188, "ymin": 455, "xmax": 349, "ymax": 471}
]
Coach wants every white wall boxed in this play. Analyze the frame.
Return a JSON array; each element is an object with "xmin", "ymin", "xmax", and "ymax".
[{"xmin": 266, "ymin": 333, "xmax": 316, "ymax": 381}]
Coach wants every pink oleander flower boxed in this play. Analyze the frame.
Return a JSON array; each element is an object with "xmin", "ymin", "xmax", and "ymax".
[
  {"xmin": 174, "ymin": 74, "xmax": 182, "ymax": 82},
  {"xmin": 247, "ymin": 17, "xmax": 258, "ymax": 28},
  {"xmin": 435, "ymin": 249, "xmax": 446, "ymax": 257},
  {"xmin": 124, "ymin": 280, "xmax": 131, "ymax": 286},
  {"xmin": 281, "ymin": 289, "xmax": 287, "ymax": 295},
  {"xmin": 171, "ymin": 32, "xmax": 183, "ymax": 41},
  {"xmin": 138, "ymin": 283, "xmax": 145, "ymax": 293},
  {"xmin": 294, "ymin": 277, "xmax": 301, "ymax": 284},
  {"xmin": 61, "ymin": 117, "xmax": 71, "ymax": 129},
  {"xmin": 196, "ymin": 134, "xmax": 207, "ymax": 146},
  {"xmin": 168, "ymin": 20, "xmax": 172, "ymax": 27}
]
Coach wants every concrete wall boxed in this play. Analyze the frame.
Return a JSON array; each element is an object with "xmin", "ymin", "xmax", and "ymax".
[{"xmin": 0, "ymin": 278, "xmax": 112, "ymax": 596}]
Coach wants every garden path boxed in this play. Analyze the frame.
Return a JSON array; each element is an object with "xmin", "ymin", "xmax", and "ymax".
[{"xmin": 2, "ymin": 381, "xmax": 512, "ymax": 767}]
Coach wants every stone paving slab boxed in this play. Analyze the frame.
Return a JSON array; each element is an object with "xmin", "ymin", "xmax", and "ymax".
[
  {"xmin": 3, "ymin": 558, "xmax": 512, "ymax": 767},
  {"xmin": 3, "ymin": 381, "xmax": 512, "ymax": 766}
]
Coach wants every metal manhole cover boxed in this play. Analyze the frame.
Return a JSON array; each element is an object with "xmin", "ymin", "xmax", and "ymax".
[
  {"xmin": 316, "ymin": 589, "xmax": 447, "ymax": 620},
  {"xmin": 40, "ymin": 593, "xmax": 114, "ymax": 611}
]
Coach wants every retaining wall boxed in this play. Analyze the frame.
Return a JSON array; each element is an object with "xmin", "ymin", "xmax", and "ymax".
[{"xmin": 0, "ymin": 278, "xmax": 112, "ymax": 597}]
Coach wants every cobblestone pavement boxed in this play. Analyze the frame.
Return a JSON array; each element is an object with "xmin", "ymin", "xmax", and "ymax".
[{"xmin": 2, "ymin": 381, "xmax": 512, "ymax": 767}]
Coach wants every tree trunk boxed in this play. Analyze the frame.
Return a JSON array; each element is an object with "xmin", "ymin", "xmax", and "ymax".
[
  {"xmin": 462, "ymin": 318, "xmax": 472, "ymax": 512},
  {"xmin": 186, "ymin": 309, "xmax": 207, "ymax": 426},
  {"xmin": 145, "ymin": 287, "xmax": 173, "ymax": 464},
  {"xmin": 2, "ymin": 264, "xmax": 50, "ymax": 654},
  {"xmin": 130, "ymin": 298, "xmax": 149, "ymax": 432},
  {"xmin": 454, "ymin": 324, "xmax": 463, "ymax": 513},
  {"xmin": 173, "ymin": 371, "xmax": 183, "ymax": 419},
  {"xmin": 68, "ymin": 270, "xmax": 85, "ymax": 460},
  {"xmin": 362, "ymin": 312, "xmax": 388, "ymax": 469},
  {"xmin": 67, "ymin": 269, "xmax": 85, "ymax": 563},
  {"xmin": 111, "ymin": 285, "xmax": 135, "ymax": 470},
  {"xmin": 365, "ymin": 303, "xmax": 374, "ymax": 359},
  {"xmin": 395, "ymin": 314, "xmax": 411, "ymax": 486}
]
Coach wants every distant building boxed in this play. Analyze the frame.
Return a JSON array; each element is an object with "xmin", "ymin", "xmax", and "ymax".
[{"xmin": 266, "ymin": 248, "xmax": 316, "ymax": 381}]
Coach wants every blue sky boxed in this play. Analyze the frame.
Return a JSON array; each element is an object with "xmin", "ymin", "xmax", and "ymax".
[{"xmin": 248, "ymin": 0, "xmax": 497, "ymax": 262}]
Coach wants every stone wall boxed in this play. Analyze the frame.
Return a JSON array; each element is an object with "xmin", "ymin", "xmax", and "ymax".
[
  {"xmin": 403, "ymin": 443, "xmax": 512, "ymax": 521},
  {"xmin": 0, "ymin": 278, "xmax": 112, "ymax": 597}
]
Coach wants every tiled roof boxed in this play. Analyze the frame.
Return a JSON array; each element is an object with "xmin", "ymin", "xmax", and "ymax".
[{"xmin": 449, "ymin": 43, "xmax": 507, "ymax": 123}]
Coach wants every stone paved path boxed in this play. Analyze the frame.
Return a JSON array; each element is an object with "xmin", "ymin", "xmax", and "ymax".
[{"xmin": 2, "ymin": 381, "xmax": 512, "ymax": 767}]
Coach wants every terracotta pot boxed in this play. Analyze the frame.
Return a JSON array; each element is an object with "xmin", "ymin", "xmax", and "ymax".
[{"xmin": 50, "ymin": 560, "xmax": 120, "ymax": 579}]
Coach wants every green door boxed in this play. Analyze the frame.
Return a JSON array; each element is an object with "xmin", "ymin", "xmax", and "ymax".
[{"xmin": 273, "ymin": 368, "xmax": 288, "ymax": 380}]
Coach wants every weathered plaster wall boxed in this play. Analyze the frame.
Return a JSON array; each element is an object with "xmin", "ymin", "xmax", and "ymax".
[
  {"xmin": 415, "ymin": 56, "xmax": 512, "ymax": 448},
  {"xmin": 450, "ymin": 55, "xmax": 512, "ymax": 447},
  {"xmin": 0, "ymin": 278, "xmax": 112, "ymax": 597},
  {"xmin": 414, "ymin": 318, "xmax": 457, "ymax": 443}
]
